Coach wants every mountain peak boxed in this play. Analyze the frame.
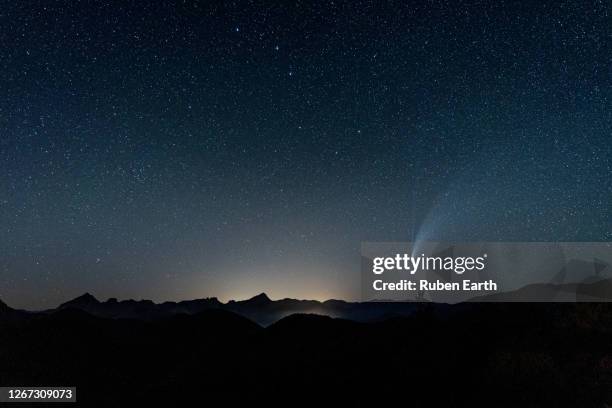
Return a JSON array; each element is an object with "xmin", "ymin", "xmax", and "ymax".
[
  {"xmin": 75, "ymin": 292, "xmax": 99, "ymax": 303},
  {"xmin": 246, "ymin": 293, "xmax": 272, "ymax": 304},
  {"xmin": 60, "ymin": 292, "xmax": 100, "ymax": 308}
]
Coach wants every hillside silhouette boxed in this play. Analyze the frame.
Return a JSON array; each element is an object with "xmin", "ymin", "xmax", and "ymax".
[
  {"xmin": 468, "ymin": 277, "xmax": 612, "ymax": 302},
  {"xmin": 54, "ymin": 291, "xmax": 421, "ymax": 325},
  {"xmin": 2, "ymin": 293, "xmax": 612, "ymax": 406},
  {"xmin": 48, "ymin": 278, "xmax": 612, "ymax": 326}
]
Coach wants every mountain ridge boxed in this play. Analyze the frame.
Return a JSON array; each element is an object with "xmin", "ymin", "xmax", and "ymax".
[{"xmin": 4, "ymin": 278, "xmax": 612, "ymax": 325}]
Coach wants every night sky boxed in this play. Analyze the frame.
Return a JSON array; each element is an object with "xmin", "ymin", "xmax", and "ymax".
[{"xmin": 1, "ymin": 1, "xmax": 611, "ymax": 309}]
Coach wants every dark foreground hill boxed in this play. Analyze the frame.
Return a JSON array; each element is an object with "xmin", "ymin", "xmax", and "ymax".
[{"xmin": 1, "ymin": 300, "xmax": 612, "ymax": 407}]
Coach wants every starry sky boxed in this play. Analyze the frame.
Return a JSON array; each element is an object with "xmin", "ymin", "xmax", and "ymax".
[{"xmin": 1, "ymin": 0, "xmax": 611, "ymax": 309}]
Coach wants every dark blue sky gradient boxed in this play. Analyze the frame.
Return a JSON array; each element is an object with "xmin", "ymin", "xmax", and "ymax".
[{"xmin": 1, "ymin": 1, "xmax": 611, "ymax": 308}]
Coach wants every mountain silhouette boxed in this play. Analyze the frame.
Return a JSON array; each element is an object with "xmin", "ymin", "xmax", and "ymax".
[
  {"xmin": 24, "ymin": 278, "xmax": 612, "ymax": 327},
  {"xmin": 0, "ymin": 297, "xmax": 29, "ymax": 321},
  {"xmin": 59, "ymin": 292, "xmax": 100, "ymax": 309},
  {"xmin": 52, "ymin": 292, "xmax": 394, "ymax": 325},
  {"xmin": 0, "ymin": 298, "xmax": 11, "ymax": 313},
  {"xmin": 2, "ymin": 293, "xmax": 612, "ymax": 406},
  {"xmin": 469, "ymin": 277, "xmax": 612, "ymax": 302},
  {"xmin": 238, "ymin": 292, "xmax": 272, "ymax": 306}
]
